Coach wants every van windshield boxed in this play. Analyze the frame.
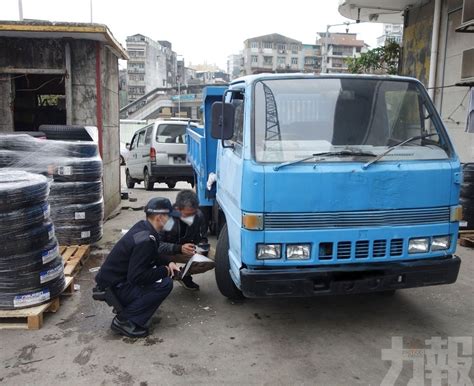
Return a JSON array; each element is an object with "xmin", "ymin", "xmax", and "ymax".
[
  {"xmin": 156, "ymin": 124, "xmax": 186, "ymax": 144},
  {"xmin": 253, "ymin": 78, "xmax": 450, "ymax": 163}
]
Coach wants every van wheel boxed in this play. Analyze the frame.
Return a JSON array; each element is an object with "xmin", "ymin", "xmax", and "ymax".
[
  {"xmin": 215, "ymin": 223, "xmax": 244, "ymax": 300},
  {"xmin": 144, "ymin": 169, "xmax": 154, "ymax": 191},
  {"xmin": 167, "ymin": 181, "xmax": 176, "ymax": 189},
  {"xmin": 125, "ymin": 170, "xmax": 135, "ymax": 189}
]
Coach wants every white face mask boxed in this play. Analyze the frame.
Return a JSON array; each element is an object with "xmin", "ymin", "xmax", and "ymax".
[
  {"xmin": 161, "ymin": 216, "xmax": 175, "ymax": 232},
  {"xmin": 180, "ymin": 215, "xmax": 195, "ymax": 226}
]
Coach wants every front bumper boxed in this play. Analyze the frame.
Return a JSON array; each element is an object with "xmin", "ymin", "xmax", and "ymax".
[
  {"xmin": 150, "ymin": 164, "xmax": 193, "ymax": 179},
  {"xmin": 240, "ymin": 256, "xmax": 461, "ymax": 298}
]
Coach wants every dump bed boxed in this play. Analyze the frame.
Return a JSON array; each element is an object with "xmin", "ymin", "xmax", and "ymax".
[{"xmin": 186, "ymin": 86, "xmax": 226, "ymax": 207}]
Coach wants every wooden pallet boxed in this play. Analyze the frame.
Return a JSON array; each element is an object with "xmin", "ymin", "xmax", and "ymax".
[
  {"xmin": 61, "ymin": 245, "xmax": 90, "ymax": 276},
  {"xmin": 458, "ymin": 230, "xmax": 474, "ymax": 248},
  {"xmin": 0, "ymin": 276, "xmax": 74, "ymax": 330}
]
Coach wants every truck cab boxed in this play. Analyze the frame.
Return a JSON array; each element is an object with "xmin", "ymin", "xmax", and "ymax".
[{"xmin": 188, "ymin": 74, "xmax": 462, "ymax": 299}]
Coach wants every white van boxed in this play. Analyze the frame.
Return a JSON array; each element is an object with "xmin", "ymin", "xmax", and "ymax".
[{"xmin": 125, "ymin": 119, "xmax": 196, "ymax": 190}]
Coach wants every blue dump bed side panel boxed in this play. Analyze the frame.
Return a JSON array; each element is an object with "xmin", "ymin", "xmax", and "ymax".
[{"xmin": 186, "ymin": 86, "xmax": 226, "ymax": 206}]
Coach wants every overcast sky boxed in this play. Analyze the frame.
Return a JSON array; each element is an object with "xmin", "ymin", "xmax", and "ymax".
[{"xmin": 3, "ymin": 0, "xmax": 384, "ymax": 69}]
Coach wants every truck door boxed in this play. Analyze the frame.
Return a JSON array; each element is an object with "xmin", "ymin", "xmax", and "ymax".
[{"xmin": 217, "ymin": 92, "xmax": 245, "ymax": 271}]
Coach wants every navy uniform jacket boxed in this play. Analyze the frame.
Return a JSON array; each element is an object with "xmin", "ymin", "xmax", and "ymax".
[{"xmin": 95, "ymin": 220, "xmax": 170, "ymax": 288}]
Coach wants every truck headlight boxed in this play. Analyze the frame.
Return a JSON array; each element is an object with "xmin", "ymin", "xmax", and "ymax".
[
  {"xmin": 408, "ymin": 238, "xmax": 429, "ymax": 254},
  {"xmin": 432, "ymin": 235, "xmax": 450, "ymax": 251},
  {"xmin": 257, "ymin": 244, "xmax": 281, "ymax": 259},
  {"xmin": 287, "ymin": 244, "xmax": 311, "ymax": 260}
]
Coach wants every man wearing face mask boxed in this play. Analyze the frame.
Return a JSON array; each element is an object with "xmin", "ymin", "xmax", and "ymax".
[
  {"xmin": 95, "ymin": 197, "xmax": 181, "ymax": 338},
  {"xmin": 159, "ymin": 190, "xmax": 208, "ymax": 291}
]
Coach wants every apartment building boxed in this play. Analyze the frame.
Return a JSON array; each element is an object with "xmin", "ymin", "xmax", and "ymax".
[
  {"xmin": 317, "ymin": 32, "xmax": 368, "ymax": 73},
  {"xmin": 242, "ymin": 33, "xmax": 305, "ymax": 75},
  {"xmin": 377, "ymin": 23, "xmax": 404, "ymax": 46},
  {"xmin": 125, "ymin": 34, "xmax": 177, "ymax": 102},
  {"xmin": 227, "ymin": 54, "xmax": 242, "ymax": 80},
  {"xmin": 302, "ymin": 44, "xmax": 322, "ymax": 73}
]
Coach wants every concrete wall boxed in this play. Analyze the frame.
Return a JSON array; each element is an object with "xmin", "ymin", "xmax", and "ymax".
[
  {"xmin": 401, "ymin": 0, "xmax": 474, "ymax": 162},
  {"xmin": 0, "ymin": 37, "xmax": 121, "ymax": 217}
]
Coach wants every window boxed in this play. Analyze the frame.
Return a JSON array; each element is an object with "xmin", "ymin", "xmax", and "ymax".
[
  {"xmin": 291, "ymin": 57, "xmax": 298, "ymax": 65},
  {"xmin": 253, "ymin": 79, "xmax": 449, "ymax": 163},
  {"xmin": 263, "ymin": 41, "xmax": 273, "ymax": 49},
  {"xmin": 251, "ymin": 42, "xmax": 258, "ymax": 48},
  {"xmin": 144, "ymin": 125, "xmax": 153, "ymax": 144},
  {"xmin": 130, "ymin": 134, "xmax": 138, "ymax": 150},
  {"xmin": 277, "ymin": 44, "xmax": 286, "ymax": 51},
  {"xmin": 263, "ymin": 56, "xmax": 273, "ymax": 65},
  {"xmin": 155, "ymin": 124, "xmax": 186, "ymax": 143},
  {"xmin": 291, "ymin": 44, "xmax": 299, "ymax": 53},
  {"xmin": 277, "ymin": 56, "xmax": 286, "ymax": 65},
  {"xmin": 251, "ymin": 55, "xmax": 258, "ymax": 65},
  {"xmin": 232, "ymin": 98, "xmax": 244, "ymax": 145},
  {"xmin": 137, "ymin": 130, "xmax": 146, "ymax": 147}
]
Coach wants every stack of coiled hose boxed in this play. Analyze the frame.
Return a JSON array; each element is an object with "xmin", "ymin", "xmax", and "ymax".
[
  {"xmin": 0, "ymin": 134, "xmax": 104, "ymax": 245},
  {"xmin": 0, "ymin": 171, "xmax": 65, "ymax": 309}
]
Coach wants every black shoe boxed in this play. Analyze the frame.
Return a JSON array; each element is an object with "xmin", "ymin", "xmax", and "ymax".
[
  {"xmin": 111, "ymin": 316, "xmax": 149, "ymax": 338},
  {"xmin": 178, "ymin": 275, "xmax": 200, "ymax": 291}
]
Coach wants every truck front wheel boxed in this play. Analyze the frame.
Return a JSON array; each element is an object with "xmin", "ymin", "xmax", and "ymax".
[{"xmin": 215, "ymin": 223, "xmax": 244, "ymax": 300}]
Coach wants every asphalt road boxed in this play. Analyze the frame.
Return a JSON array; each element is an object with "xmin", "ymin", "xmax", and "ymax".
[{"xmin": 1, "ymin": 174, "xmax": 473, "ymax": 385}]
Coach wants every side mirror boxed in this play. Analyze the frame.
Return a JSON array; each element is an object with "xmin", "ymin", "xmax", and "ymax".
[
  {"xmin": 211, "ymin": 102, "xmax": 235, "ymax": 140},
  {"xmin": 126, "ymin": 143, "xmax": 131, "ymax": 150}
]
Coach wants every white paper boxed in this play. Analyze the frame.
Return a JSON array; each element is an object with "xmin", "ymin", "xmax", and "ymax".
[
  {"xmin": 58, "ymin": 166, "xmax": 73, "ymax": 175},
  {"xmin": 81, "ymin": 231, "xmax": 91, "ymax": 238},
  {"xmin": 181, "ymin": 253, "xmax": 215, "ymax": 277},
  {"xmin": 75, "ymin": 212, "xmax": 86, "ymax": 220},
  {"xmin": 42, "ymin": 245, "xmax": 59, "ymax": 264}
]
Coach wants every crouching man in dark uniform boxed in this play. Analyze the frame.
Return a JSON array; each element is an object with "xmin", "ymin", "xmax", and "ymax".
[
  {"xmin": 95, "ymin": 197, "xmax": 180, "ymax": 338},
  {"xmin": 159, "ymin": 190, "xmax": 209, "ymax": 291}
]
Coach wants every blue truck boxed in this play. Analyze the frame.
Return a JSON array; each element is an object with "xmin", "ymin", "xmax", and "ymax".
[{"xmin": 187, "ymin": 74, "xmax": 462, "ymax": 300}]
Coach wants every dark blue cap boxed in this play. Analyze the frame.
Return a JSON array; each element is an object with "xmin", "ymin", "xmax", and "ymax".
[{"xmin": 144, "ymin": 197, "xmax": 180, "ymax": 217}]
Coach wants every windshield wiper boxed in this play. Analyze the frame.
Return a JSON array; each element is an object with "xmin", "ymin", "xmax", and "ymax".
[
  {"xmin": 273, "ymin": 150, "xmax": 376, "ymax": 171},
  {"xmin": 362, "ymin": 133, "xmax": 438, "ymax": 170}
]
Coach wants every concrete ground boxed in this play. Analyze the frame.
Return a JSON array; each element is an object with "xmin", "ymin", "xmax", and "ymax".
[{"xmin": 1, "ymin": 171, "xmax": 473, "ymax": 385}]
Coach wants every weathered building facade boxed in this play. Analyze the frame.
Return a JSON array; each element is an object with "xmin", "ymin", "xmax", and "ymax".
[
  {"xmin": 339, "ymin": 0, "xmax": 474, "ymax": 162},
  {"xmin": 0, "ymin": 21, "xmax": 128, "ymax": 217}
]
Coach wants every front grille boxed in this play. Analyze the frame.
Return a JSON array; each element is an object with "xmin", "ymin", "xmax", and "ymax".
[
  {"xmin": 317, "ymin": 238, "xmax": 405, "ymax": 261},
  {"xmin": 264, "ymin": 207, "xmax": 450, "ymax": 229}
]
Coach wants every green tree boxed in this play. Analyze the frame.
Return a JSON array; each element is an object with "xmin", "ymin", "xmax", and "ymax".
[{"xmin": 346, "ymin": 40, "xmax": 400, "ymax": 75}]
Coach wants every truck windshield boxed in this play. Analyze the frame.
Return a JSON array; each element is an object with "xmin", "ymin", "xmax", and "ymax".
[{"xmin": 253, "ymin": 78, "xmax": 450, "ymax": 163}]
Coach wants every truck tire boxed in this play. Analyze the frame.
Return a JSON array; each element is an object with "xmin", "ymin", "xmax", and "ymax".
[
  {"xmin": 0, "ymin": 222, "xmax": 55, "ymax": 256},
  {"xmin": 144, "ymin": 169, "xmax": 154, "ymax": 191},
  {"xmin": 51, "ymin": 158, "xmax": 103, "ymax": 182},
  {"xmin": 49, "ymin": 181, "xmax": 103, "ymax": 205},
  {"xmin": 50, "ymin": 200, "xmax": 104, "ymax": 225},
  {"xmin": 0, "ymin": 134, "xmax": 43, "ymax": 152},
  {"xmin": 215, "ymin": 223, "xmax": 244, "ymax": 300},
  {"xmin": 55, "ymin": 224, "xmax": 103, "ymax": 245},
  {"xmin": 0, "ymin": 171, "xmax": 49, "ymax": 212},
  {"xmin": 0, "ymin": 202, "xmax": 49, "ymax": 234},
  {"xmin": 45, "ymin": 140, "xmax": 98, "ymax": 158},
  {"xmin": 38, "ymin": 125, "xmax": 93, "ymax": 141},
  {"xmin": 0, "ymin": 240, "xmax": 60, "ymax": 272},
  {"xmin": 125, "ymin": 170, "xmax": 135, "ymax": 189}
]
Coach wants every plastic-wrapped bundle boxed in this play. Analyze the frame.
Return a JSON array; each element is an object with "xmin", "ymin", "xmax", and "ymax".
[
  {"xmin": 55, "ymin": 224, "xmax": 103, "ymax": 245},
  {"xmin": 0, "ymin": 150, "xmax": 21, "ymax": 168},
  {"xmin": 0, "ymin": 170, "xmax": 66, "ymax": 309},
  {"xmin": 51, "ymin": 199, "xmax": 104, "ymax": 226},
  {"xmin": 49, "ymin": 181, "xmax": 103, "ymax": 205},
  {"xmin": 48, "ymin": 156, "xmax": 103, "ymax": 182},
  {"xmin": 0, "ymin": 170, "xmax": 50, "ymax": 212},
  {"xmin": 0, "ymin": 201, "xmax": 50, "ymax": 234},
  {"xmin": 0, "ymin": 274, "xmax": 65, "ymax": 309}
]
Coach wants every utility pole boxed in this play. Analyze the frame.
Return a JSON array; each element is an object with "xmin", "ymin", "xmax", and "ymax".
[
  {"xmin": 177, "ymin": 75, "xmax": 181, "ymax": 117},
  {"xmin": 90, "ymin": 0, "xmax": 93, "ymax": 23},
  {"xmin": 18, "ymin": 0, "xmax": 23, "ymax": 21}
]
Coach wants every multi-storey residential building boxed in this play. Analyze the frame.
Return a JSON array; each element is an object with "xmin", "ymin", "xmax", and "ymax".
[
  {"xmin": 227, "ymin": 54, "xmax": 242, "ymax": 80},
  {"xmin": 302, "ymin": 44, "xmax": 322, "ymax": 73},
  {"xmin": 125, "ymin": 34, "xmax": 177, "ymax": 103},
  {"xmin": 242, "ymin": 33, "xmax": 305, "ymax": 75},
  {"xmin": 376, "ymin": 23, "xmax": 404, "ymax": 46},
  {"xmin": 317, "ymin": 32, "xmax": 368, "ymax": 73}
]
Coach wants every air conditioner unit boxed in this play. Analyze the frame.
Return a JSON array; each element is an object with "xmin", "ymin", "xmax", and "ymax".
[
  {"xmin": 456, "ymin": 0, "xmax": 474, "ymax": 32},
  {"xmin": 278, "ymin": 50, "xmax": 285, "ymax": 54},
  {"xmin": 459, "ymin": 48, "xmax": 474, "ymax": 85}
]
